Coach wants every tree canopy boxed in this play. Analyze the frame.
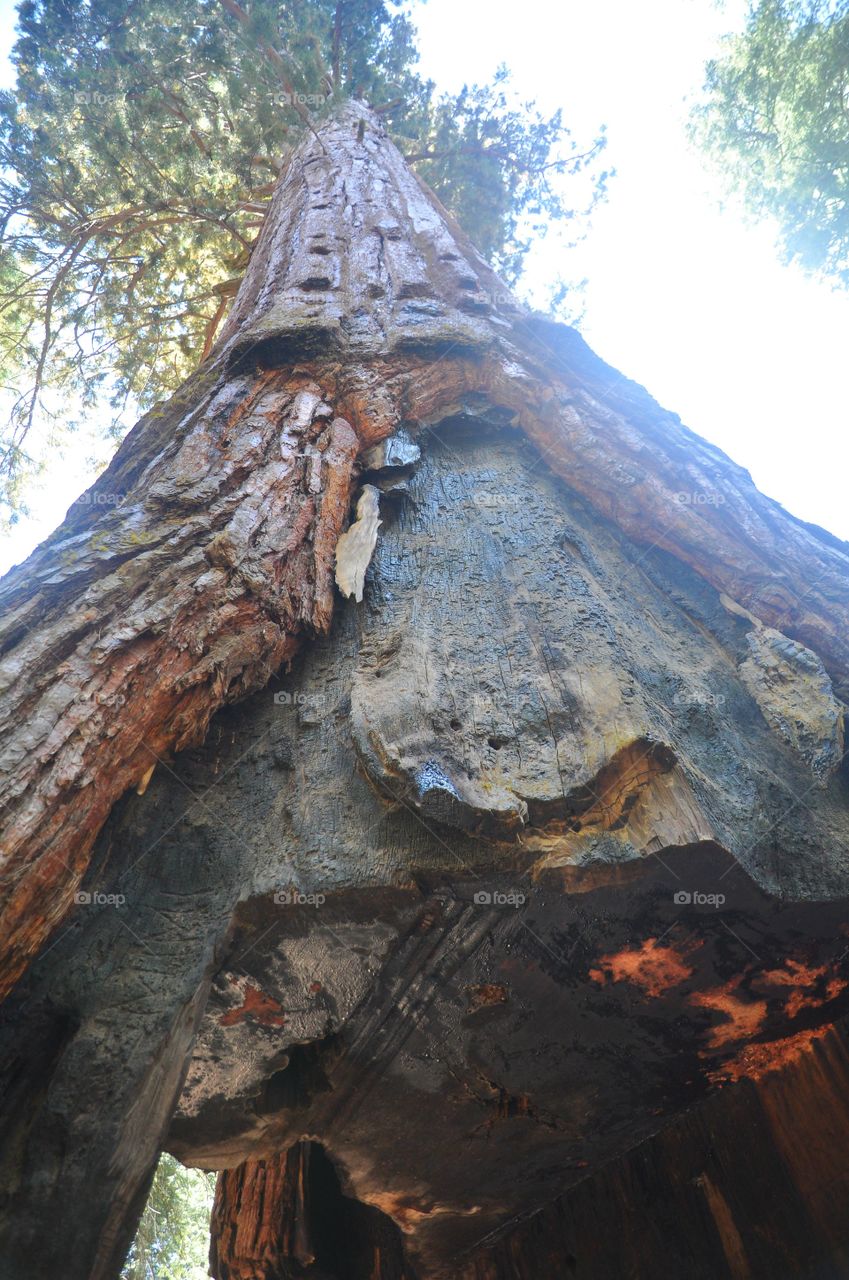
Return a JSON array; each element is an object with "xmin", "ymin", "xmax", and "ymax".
[
  {"xmin": 0, "ymin": 0, "xmax": 608, "ymax": 515},
  {"xmin": 694, "ymin": 0, "xmax": 849, "ymax": 284}
]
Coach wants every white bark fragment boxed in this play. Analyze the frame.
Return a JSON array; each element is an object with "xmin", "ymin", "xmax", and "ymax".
[
  {"xmin": 361, "ymin": 427, "xmax": 421, "ymax": 471},
  {"xmin": 335, "ymin": 485, "xmax": 382, "ymax": 603}
]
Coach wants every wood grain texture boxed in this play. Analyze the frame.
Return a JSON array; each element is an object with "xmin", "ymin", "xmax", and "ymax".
[
  {"xmin": 2, "ymin": 98, "xmax": 849, "ymax": 1280},
  {"xmin": 3, "ymin": 98, "xmax": 849, "ymax": 999}
]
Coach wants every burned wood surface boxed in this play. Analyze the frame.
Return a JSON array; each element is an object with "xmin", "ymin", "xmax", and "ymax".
[{"xmin": 2, "ymin": 100, "xmax": 849, "ymax": 1279}]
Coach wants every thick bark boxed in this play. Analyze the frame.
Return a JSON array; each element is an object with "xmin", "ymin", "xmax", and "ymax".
[
  {"xmin": 3, "ymin": 414, "xmax": 849, "ymax": 1277},
  {"xmin": 2, "ymin": 98, "xmax": 849, "ymax": 1280},
  {"xmin": 3, "ymin": 101, "xmax": 849, "ymax": 1001},
  {"xmin": 209, "ymin": 1142, "xmax": 416, "ymax": 1280},
  {"xmin": 0, "ymin": 368, "xmax": 359, "ymax": 998}
]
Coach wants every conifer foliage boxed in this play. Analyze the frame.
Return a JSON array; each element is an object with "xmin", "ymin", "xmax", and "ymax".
[
  {"xmin": 0, "ymin": 0, "xmax": 607, "ymax": 509},
  {"xmin": 695, "ymin": 1, "xmax": 849, "ymax": 286}
]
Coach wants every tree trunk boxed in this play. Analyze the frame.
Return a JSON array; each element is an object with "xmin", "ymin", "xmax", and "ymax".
[
  {"xmin": 209, "ymin": 1141, "xmax": 416, "ymax": 1280},
  {"xmin": 2, "ymin": 99, "xmax": 849, "ymax": 1280},
  {"xmin": 211, "ymin": 1025, "xmax": 849, "ymax": 1280}
]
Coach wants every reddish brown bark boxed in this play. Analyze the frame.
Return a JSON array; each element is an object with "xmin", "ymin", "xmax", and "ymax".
[
  {"xmin": 210, "ymin": 1145, "xmax": 314, "ymax": 1280},
  {"xmin": 457, "ymin": 1023, "xmax": 849, "ymax": 1280},
  {"xmin": 2, "ymin": 97, "xmax": 849, "ymax": 1009},
  {"xmin": 0, "ymin": 370, "xmax": 359, "ymax": 998},
  {"xmin": 210, "ymin": 1142, "xmax": 417, "ymax": 1280}
]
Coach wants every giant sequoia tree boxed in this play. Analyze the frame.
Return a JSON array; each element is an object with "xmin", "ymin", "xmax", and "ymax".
[{"xmin": 4, "ymin": 33, "xmax": 849, "ymax": 1280}]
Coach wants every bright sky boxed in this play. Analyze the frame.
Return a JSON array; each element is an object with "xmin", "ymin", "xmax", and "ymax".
[{"xmin": 1, "ymin": 0, "xmax": 848, "ymax": 577}]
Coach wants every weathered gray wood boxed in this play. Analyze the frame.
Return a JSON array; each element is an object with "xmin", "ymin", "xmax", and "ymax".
[
  {"xmin": 3, "ymin": 100, "xmax": 849, "ymax": 1002},
  {"xmin": 2, "ymin": 97, "xmax": 849, "ymax": 1280},
  {"xmin": 3, "ymin": 413, "xmax": 849, "ymax": 1277}
]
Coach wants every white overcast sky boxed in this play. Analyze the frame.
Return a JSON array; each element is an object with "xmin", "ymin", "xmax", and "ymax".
[{"xmin": 1, "ymin": 0, "xmax": 848, "ymax": 576}]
